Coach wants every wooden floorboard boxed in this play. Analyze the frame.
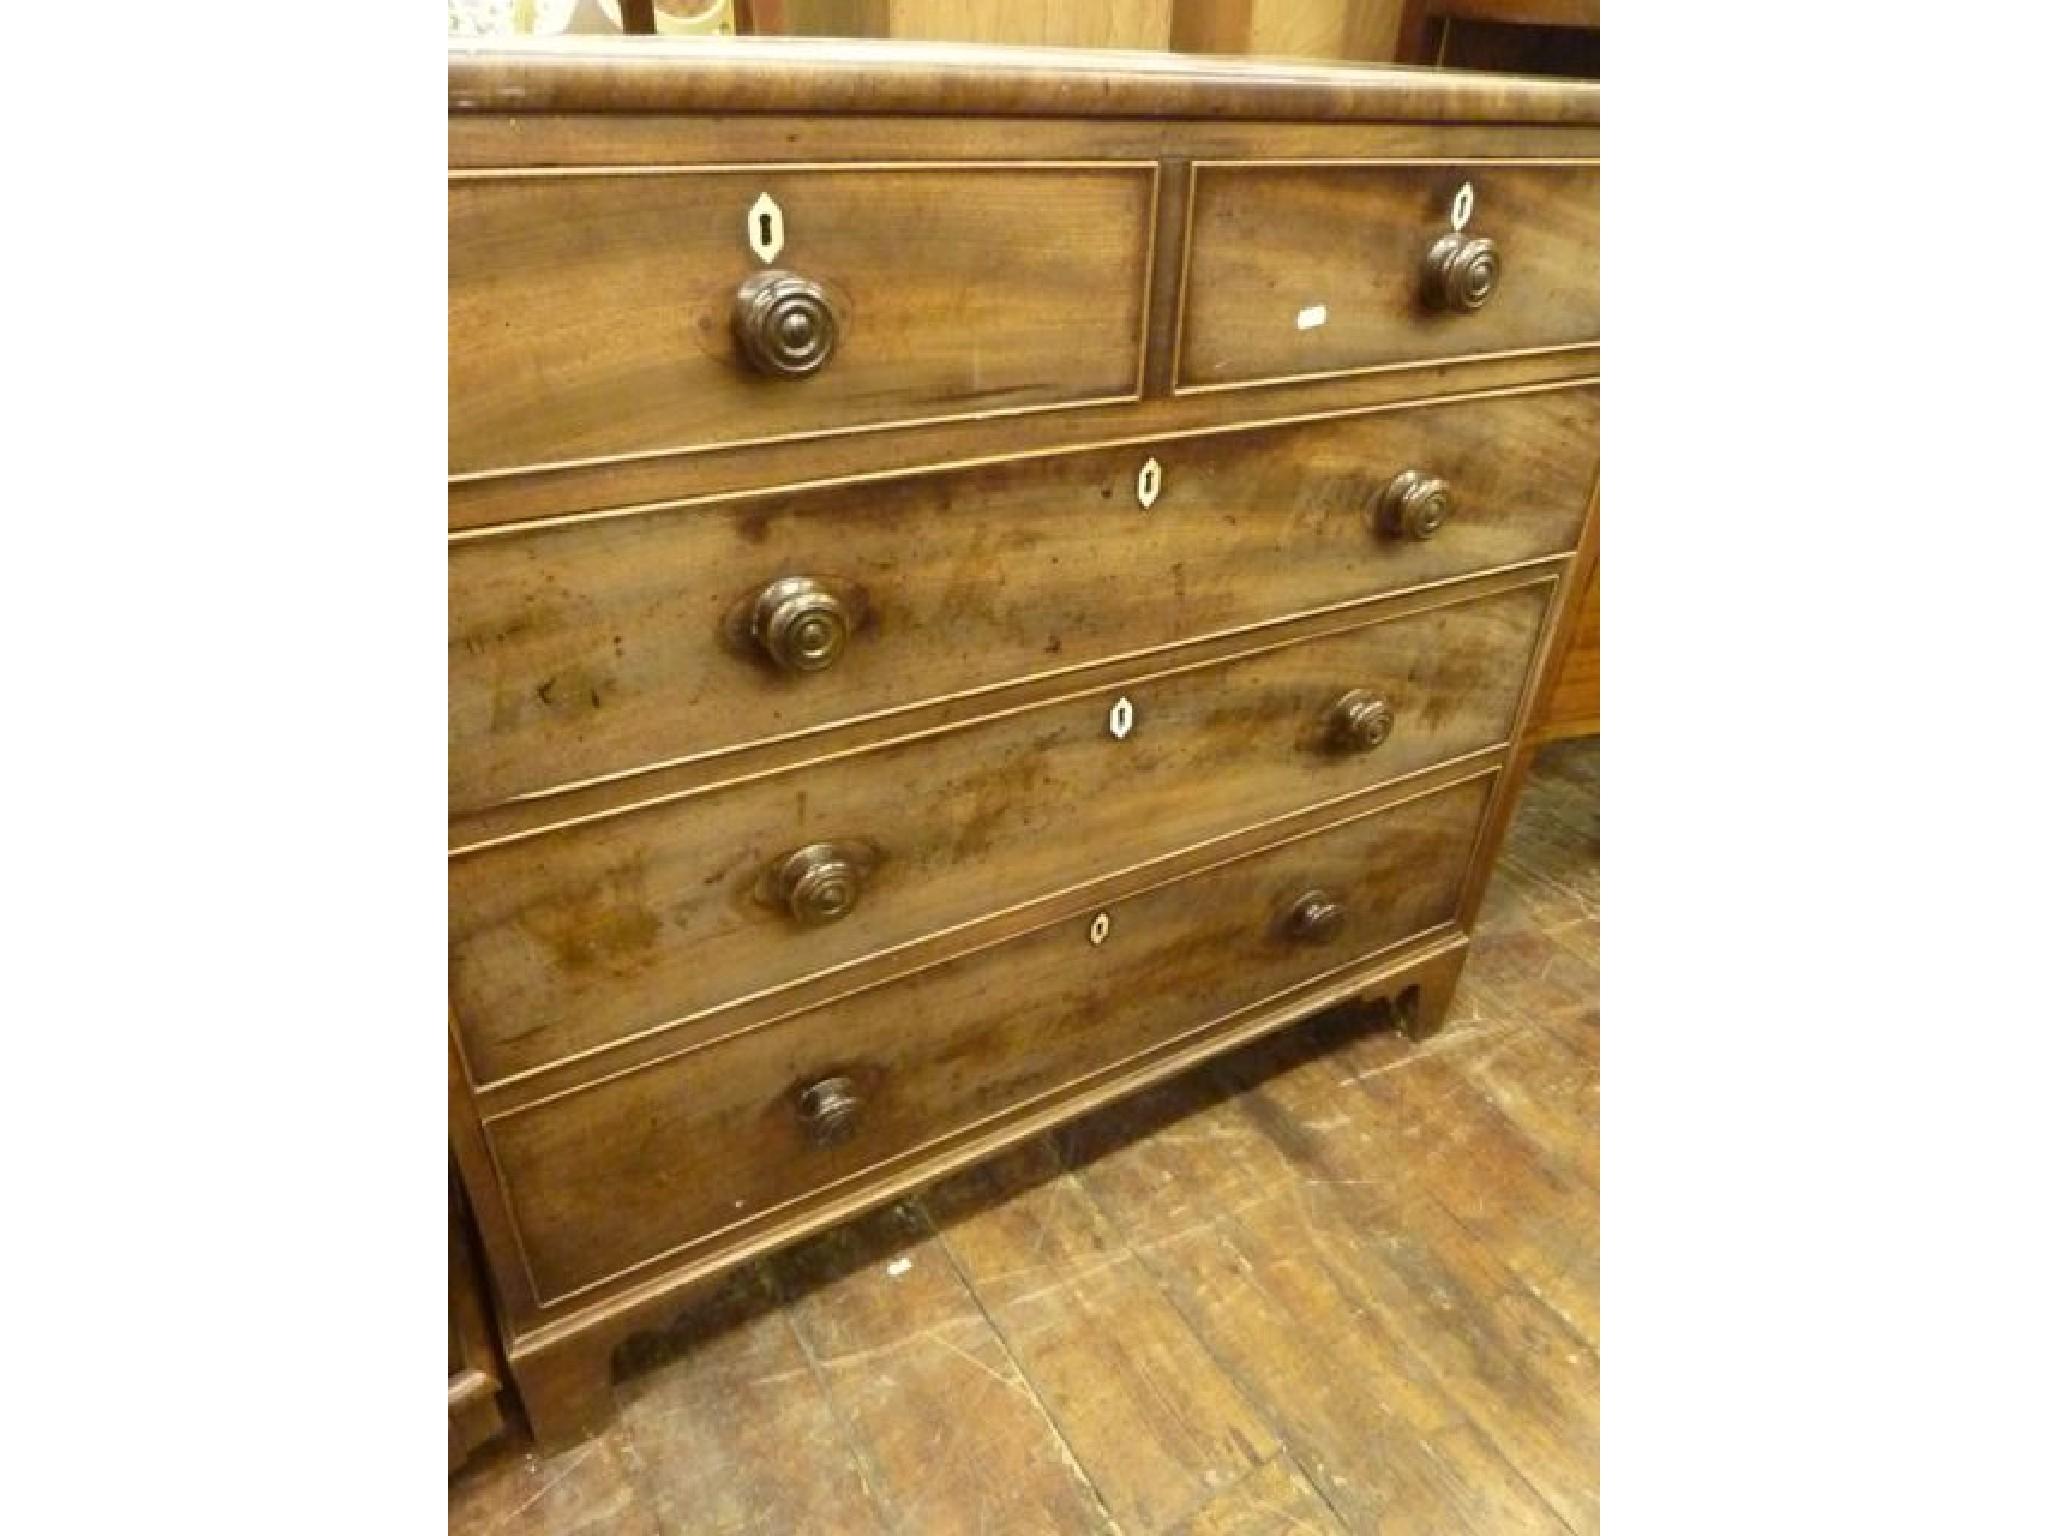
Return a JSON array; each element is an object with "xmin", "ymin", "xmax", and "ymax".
[
  {"xmin": 1058, "ymin": 1065, "xmax": 1574, "ymax": 1534},
  {"xmin": 1164, "ymin": 1451, "xmax": 1347, "ymax": 1534},
  {"xmin": 773, "ymin": 1199, "xmax": 1119, "ymax": 1533},
  {"xmin": 920, "ymin": 1137, "xmax": 1284, "ymax": 1532},
  {"xmin": 611, "ymin": 1264, "xmax": 890, "ymax": 1535},
  {"xmin": 451, "ymin": 738, "xmax": 1601, "ymax": 1535}
]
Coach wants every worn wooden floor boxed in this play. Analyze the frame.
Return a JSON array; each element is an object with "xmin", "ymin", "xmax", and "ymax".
[{"xmin": 452, "ymin": 738, "xmax": 1600, "ymax": 1535}]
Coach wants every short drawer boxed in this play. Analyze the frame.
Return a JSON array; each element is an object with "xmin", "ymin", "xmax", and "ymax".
[
  {"xmin": 1177, "ymin": 162, "xmax": 1598, "ymax": 390},
  {"xmin": 449, "ymin": 165, "xmax": 1154, "ymax": 477},
  {"xmin": 449, "ymin": 579, "xmax": 1549, "ymax": 1086},
  {"xmin": 487, "ymin": 772, "xmax": 1493, "ymax": 1304},
  {"xmin": 449, "ymin": 387, "xmax": 1596, "ymax": 815}
]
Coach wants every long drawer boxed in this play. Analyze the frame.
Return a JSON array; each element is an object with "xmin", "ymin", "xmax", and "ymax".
[
  {"xmin": 449, "ymin": 387, "xmax": 1596, "ymax": 815},
  {"xmin": 1177, "ymin": 162, "xmax": 1598, "ymax": 390},
  {"xmin": 449, "ymin": 164, "xmax": 1154, "ymax": 478},
  {"xmin": 449, "ymin": 579, "xmax": 1550, "ymax": 1086},
  {"xmin": 488, "ymin": 772, "xmax": 1494, "ymax": 1305}
]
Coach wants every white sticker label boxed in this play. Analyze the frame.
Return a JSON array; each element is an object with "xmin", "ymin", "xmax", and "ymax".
[{"xmin": 1296, "ymin": 303, "xmax": 1328, "ymax": 331}]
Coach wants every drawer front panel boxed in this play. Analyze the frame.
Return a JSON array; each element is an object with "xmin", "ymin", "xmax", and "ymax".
[
  {"xmin": 449, "ymin": 387, "xmax": 1596, "ymax": 815},
  {"xmin": 491, "ymin": 773, "xmax": 1492, "ymax": 1303},
  {"xmin": 449, "ymin": 166, "xmax": 1153, "ymax": 477},
  {"xmin": 1178, "ymin": 163, "xmax": 1598, "ymax": 389},
  {"xmin": 449, "ymin": 581, "xmax": 1548, "ymax": 1086}
]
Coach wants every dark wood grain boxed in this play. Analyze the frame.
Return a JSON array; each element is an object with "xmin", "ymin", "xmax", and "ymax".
[
  {"xmin": 1339, "ymin": 1047, "xmax": 1599, "ymax": 1345},
  {"xmin": 451, "ymin": 164, "xmax": 1152, "ymax": 478},
  {"xmin": 921, "ymin": 1137, "xmax": 1283, "ymax": 1531},
  {"xmin": 447, "ymin": 110, "xmax": 1600, "ymax": 175},
  {"xmin": 1534, "ymin": 539, "xmax": 1598, "ymax": 740},
  {"xmin": 609, "ymin": 1264, "xmax": 890, "ymax": 1534},
  {"xmin": 1179, "ymin": 162, "xmax": 1599, "ymax": 389},
  {"xmin": 445, "ymin": 41, "xmax": 1599, "ymax": 1462},
  {"xmin": 774, "ymin": 1200, "xmax": 1117, "ymax": 1532},
  {"xmin": 1399, "ymin": 0, "xmax": 1602, "ymax": 67},
  {"xmin": 448, "ymin": 357, "xmax": 1597, "ymax": 534},
  {"xmin": 450, "ymin": 386, "xmax": 1596, "ymax": 815},
  {"xmin": 448, "ymin": 1182, "xmax": 508, "ymax": 1472},
  {"xmin": 450, "ymin": 585, "xmax": 1545, "ymax": 1086},
  {"xmin": 450, "ymin": 742, "xmax": 1600, "ymax": 1528},
  {"xmin": 1419, "ymin": 14, "xmax": 1602, "ymax": 79},
  {"xmin": 448, "ymin": 36, "xmax": 1601, "ymax": 124},
  {"xmin": 1196, "ymin": 1027, "xmax": 1599, "ymax": 1528},
  {"xmin": 1450, "ymin": 467, "xmax": 1597, "ymax": 940},
  {"xmin": 486, "ymin": 774, "xmax": 1491, "ymax": 1303},
  {"xmin": 1061, "ymin": 1066, "xmax": 1569, "ymax": 1532},
  {"xmin": 1430, "ymin": 0, "xmax": 1600, "ymax": 23}
]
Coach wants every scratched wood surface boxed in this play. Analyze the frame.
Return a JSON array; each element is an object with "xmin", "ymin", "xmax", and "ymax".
[
  {"xmin": 450, "ymin": 165, "xmax": 1152, "ymax": 478},
  {"xmin": 489, "ymin": 774, "xmax": 1491, "ymax": 1303},
  {"xmin": 448, "ymin": 386, "xmax": 1596, "ymax": 815},
  {"xmin": 1178, "ymin": 163, "xmax": 1600, "ymax": 390},
  {"xmin": 1534, "ymin": 555, "xmax": 1598, "ymax": 741},
  {"xmin": 450, "ymin": 582, "xmax": 1546, "ymax": 1086},
  {"xmin": 451, "ymin": 735, "xmax": 1599, "ymax": 1534}
]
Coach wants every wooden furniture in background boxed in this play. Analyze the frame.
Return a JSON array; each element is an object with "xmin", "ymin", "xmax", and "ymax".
[
  {"xmin": 1170, "ymin": 0, "xmax": 1404, "ymax": 61},
  {"xmin": 535, "ymin": 0, "xmax": 1604, "ymax": 73},
  {"xmin": 1533, "ymin": 491, "xmax": 1598, "ymax": 739},
  {"xmin": 1396, "ymin": 0, "xmax": 1598, "ymax": 75},
  {"xmin": 743, "ymin": 0, "xmax": 1173, "ymax": 48},
  {"xmin": 1393, "ymin": 0, "xmax": 1599, "ymax": 744},
  {"xmin": 447, "ymin": 37, "xmax": 1599, "ymax": 1449},
  {"xmin": 742, "ymin": 1, "xmax": 1419, "ymax": 57}
]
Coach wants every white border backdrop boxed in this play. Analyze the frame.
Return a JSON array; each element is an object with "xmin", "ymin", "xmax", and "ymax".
[{"xmin": 4, "ymin": 5, "xmax": 2046, "ymax": 1529}]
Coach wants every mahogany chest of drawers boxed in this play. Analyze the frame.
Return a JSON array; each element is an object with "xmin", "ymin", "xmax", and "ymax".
[{"xmin": 447, "ymin": 37, "xmax": 1599, "ymax": 1449}]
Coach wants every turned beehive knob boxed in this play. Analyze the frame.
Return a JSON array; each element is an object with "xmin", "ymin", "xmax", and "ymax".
[
  {"xmin": 733, "ymin": 270, "xmax": 838, "ymax": 377},
  {"xmin": 796, "ymin": 1076, "xmax": 863, "ymax": 1144},
  {"xmin": 1377, "ymin": 469, "xmax": 1453, "ymax": 541},
  {"xmin": 1422, "ymin": 231, "xmax": 1500, "ymax": 313},
  {"xmin": 752, "ymin": 576, "xmax": 850, "ymax": 673},
  {"xmin": 774, "ymin": 843, "xmax": 865, "ymax": 927},
  {"xmin": 1285, "ymin": 890, "xmax": 1348, "ymax": 946},
  {"xmin": 1326, "ymin": 690, "xmax": 1395, "ymax": 753}
]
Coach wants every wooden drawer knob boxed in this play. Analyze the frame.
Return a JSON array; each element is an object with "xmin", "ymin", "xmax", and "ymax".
[
  {"xmin": 774, "ymin": 842, "xmax": 865, "ymax": 927},
  {"xmin": 1377, "ymin": 469, "xmax": 1452, "ymax": 541},
  {"xmin": 1422, "ymin": 231, "xmax": 1500, "ymax": 312},
  {"xmin": 1325, "ymin": 690, "xmax": 1394, "ymax": 753},
  {"xmin": 1285, "ymin": 889, "xmax": 1347, "ymax": 946},
  {"xmin": 733, "ymin": 270, "xmax": 838, "ymax": 377},
  {"xmin": 752, "ymin": 576, "xmax": 850, "ymax": 673},
  {"xmin": 796, "ymin": 1075, "xmax": 863, "ymax": 1145}
]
